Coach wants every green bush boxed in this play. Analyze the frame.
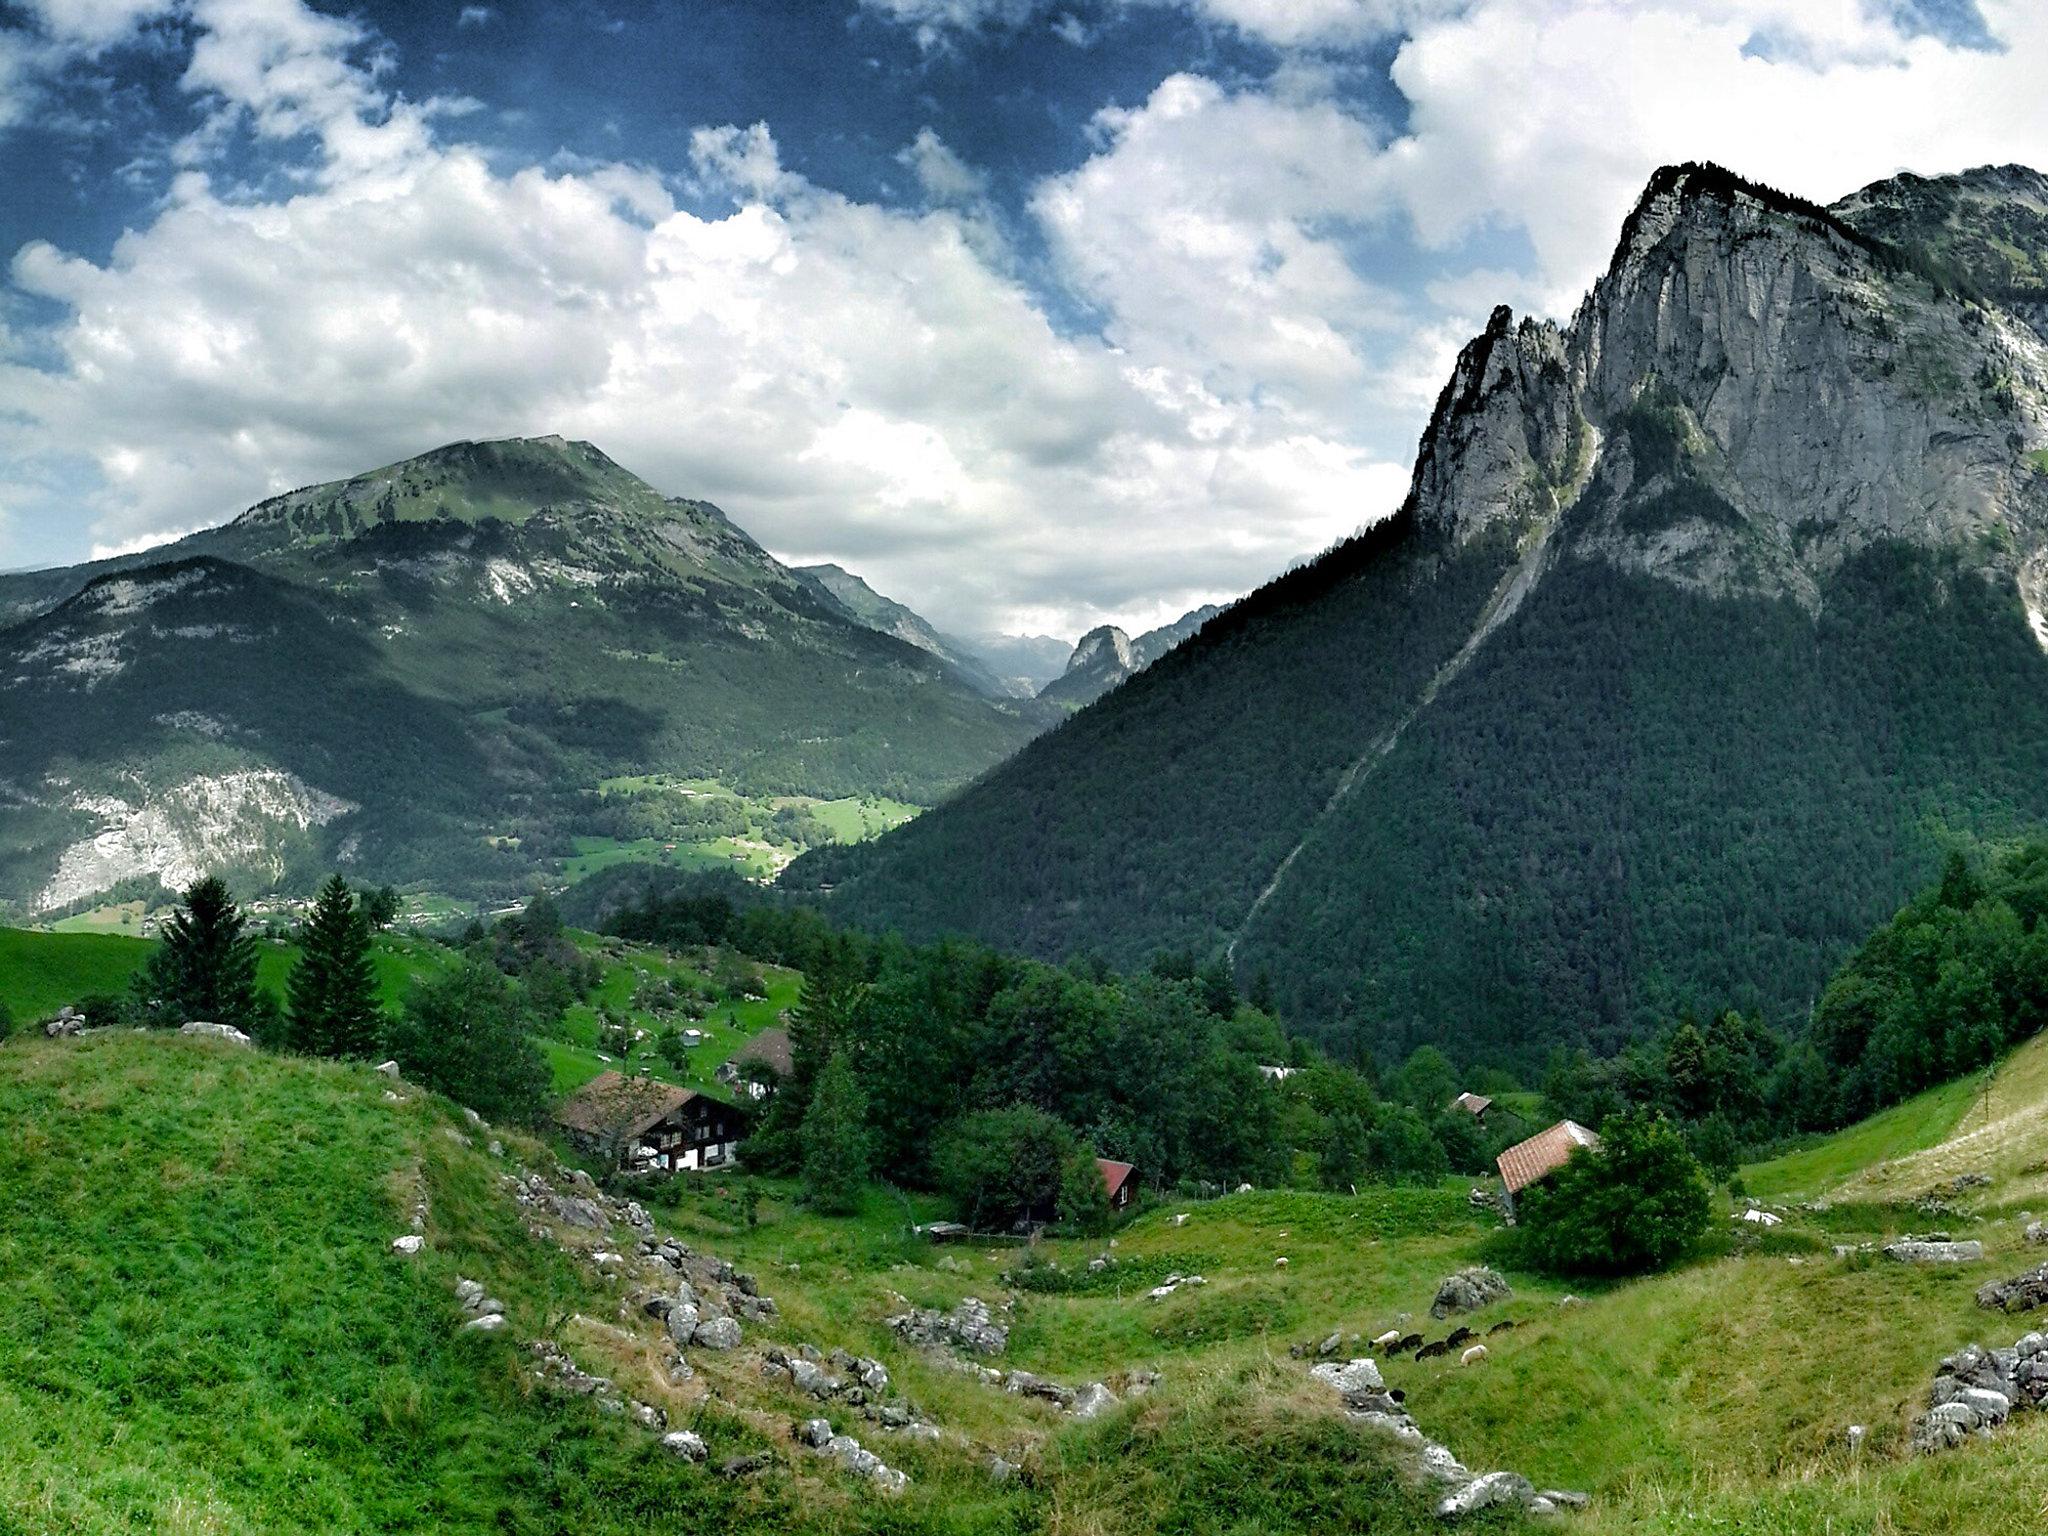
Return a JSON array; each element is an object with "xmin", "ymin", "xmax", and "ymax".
[
  {"xmin": 385, "ymin": 959, "xmax": 550, "ymax": 1125},
  {"xmin": 1519, "ymin": 1111, "xmax": 1710, "ymax": 1275}
]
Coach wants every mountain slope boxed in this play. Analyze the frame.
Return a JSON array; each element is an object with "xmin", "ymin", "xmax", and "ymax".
[
  {"xmin": 794, "ymin": 162, "xmax": 2048, "ymax": 1067},
  {"xmin": 792, "ymin": 562, "xmax": 1023, "ymax": 698},
  {"xmin": 0, "ymin": 438, "xmax": 1042, "ymax": 913}
]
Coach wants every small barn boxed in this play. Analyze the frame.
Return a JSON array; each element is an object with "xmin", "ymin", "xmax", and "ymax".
[
  {"xmin": 1449, "ymin": 1091, "xmax": 1493, "ymax": 1120},
  {"xmin": 714, "ymin": 1026, "xmax": 793, "ymax": 1101},
  {"xmin": 1097, "ymin": 1157, "xmax": 1138, "ymax": 1213},
  {"xmin": 554, "ymin": 1071, "xmax": 748, "ymax": 1174},
  {"xmin": 1495, "ymin": 1119, "xmax": 1601, "ymax": 1217}
]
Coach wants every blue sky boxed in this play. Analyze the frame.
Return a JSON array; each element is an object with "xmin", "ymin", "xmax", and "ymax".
[{"xmin": 0, "ymin": 0, "xmax": 2040, "ymax": 634}]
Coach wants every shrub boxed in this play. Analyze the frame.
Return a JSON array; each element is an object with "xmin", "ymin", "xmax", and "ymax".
[
  {"xmin": 1519, "ymin": 1111, "xmax": 1711, "ymax": 1275},
  {"xmin": 931, "ymin": 1106, "xmax": 1077, "ymax": 1231},
  {"xmin": 386, "ymin": 960, "xmax": 550, "ymax": 1125}
]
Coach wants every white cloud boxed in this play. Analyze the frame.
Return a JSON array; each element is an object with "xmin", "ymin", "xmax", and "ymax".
[
  {"xmin": 1034, "ymin": 73, "xmax": 1401, "ymax": 433},
  {"xmin": 1382, "ymin": 0, "xmax": 2048, "ymax": 311},
  {"xmin": 897, "ymin": 126, "xmax": 989, "ymax": 202},
  {"xmin": 18, "ymin": 0, "xmax": 175, "ymax": 49},
  {"xmin": 0, "ymin": 2, "xmax": 1405, "ymax": 634},
  {"xmin": 457, "ymin": 5, "xmax": 494, "ymax": 27},
  {"xmin": 1177, "ymin": 0, "xmax": 1464, "ymax": 48}
]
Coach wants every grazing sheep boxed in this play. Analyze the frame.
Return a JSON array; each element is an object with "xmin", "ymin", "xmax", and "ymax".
[
  {"xmin": 1415, "ymin": 1340, "xmax": 1450, "ymax": 1361},
  {"xmin": 1373, "ymin": 1329, "xmax": 1403, "ymax": 1350},
  {"xmin": 1396, "ymin": 1333, "xmax": 1424, "ymax": 1352},
  {"xmin": 1488, "ymin": 1319, "xmax": 1517, "ymax": 1335},
  {"xmin": 1445, "ymin": 1326, "xmax": 1474, "ymax": 1348},
  {"xmin": 1461, "ymin": 1344, "xmax": 1489, "ymax": 1366}
]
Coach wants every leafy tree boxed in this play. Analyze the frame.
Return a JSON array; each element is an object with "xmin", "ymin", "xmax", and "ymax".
[
  {"xmin": 800, "ymin": 1052, "xmax": 869, "ymax": 1215},
  {"xmin": 1519, "ymin": 1112, "xmax": 1710, "ymax": 1276},
  {"xmin": 931, "ymin": 1106, "xmax": 1075, "ymax": 1231},
  {"xmin": 1392, "ymin": 1045, "xmax": 1459, "ymax": 1113},
  {"xmin": 134, "ymin": 877, "xmax": 263, "ymax": 1034},
  {"xmin": 287, "ymin": 874, "xmax": 384, "ymax": 1059},
  {"xmin": 1365, "ymin": 1103, "xmax": 1450, "ymax": 1185},
  {"xmin": 1687, "ymin": 1114, "xmax": 1741, "ymax": 1184},
  {"xmin": 1057, "ymin": 1142, "xmax": 1112, "ymax": 1235},
  {"xmin": 360, "ymin": 884, "xmax": 402, "ymax": 932},
  {"xmin": 1319, "ymin": 1111, "xmax": 1370, "ymax": 1190},
  {"xmin": 386, "ymin": 960, "xmax": 550, "ymax": 1124}
]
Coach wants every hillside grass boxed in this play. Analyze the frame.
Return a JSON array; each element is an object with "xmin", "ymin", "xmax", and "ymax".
[{"xmin": 0, "ymin": 926, "xmax": 153, "ymax": 1021}]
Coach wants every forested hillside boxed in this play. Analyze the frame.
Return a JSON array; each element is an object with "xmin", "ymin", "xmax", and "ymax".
[{"xmin": 795, "ymin": 162, "xmax": 2048, "ymax": 1069}]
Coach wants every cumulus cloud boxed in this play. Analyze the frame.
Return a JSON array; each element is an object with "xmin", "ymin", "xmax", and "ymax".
[
  {"xmin": 897, "ymin": 126, "xmax": 989, "ymax": 202},
  {"xmin": 11, "ymin": 0, "xmax": 2048, "ymax": 633},
  {"xmin": 457, "ymin": 5, "xmax": 494, "ymax": 27},
  {"xmin": 0, "ymin": 0, "xmax": 1404, "ymax": 633}
]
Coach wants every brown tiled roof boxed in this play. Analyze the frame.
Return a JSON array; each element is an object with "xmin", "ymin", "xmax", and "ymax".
[
  {"xmin": 1097, "ymin": 1158, "xmax": 1137, "ymax": 1201},
  {"xmin": 1496, "ymin": 1119, "xmax": 1601, "ymax": 1196},
  {"xmin": 554, "ymin": 1070, "xmax": 697, "ymax": 1139},
  {"xmin": 722, "ymin": 1026, "xmax": 793, "ymax": 1077},
  {"xmin": 1451, "ymin": 1092, "xmax": 1493, "ymax": 1116}
]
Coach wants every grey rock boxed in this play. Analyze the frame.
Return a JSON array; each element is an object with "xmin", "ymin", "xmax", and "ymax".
[
  {"xmin": 717, "ymin": 1452, "xmax": 774, "ymax": 1479},
  {"xmin": 796, "ymin": 1418, "xmax": 834, "ymax": 1449},
  {"xmin": 1310, "ymin": 1357, "xmax": 1386, "ymax": 1408},
  {"xmin": 1430, "ymin": 1268, "xmax": 1511, "ymax": 1319},
  {"xmin": 1884, "ymin": 1240, "xmax": 1985, "ymax": 1265},
  {"xmin": 887, "ymin": 1295, "xmax": 1008, "ymax": 1356},
  {"xmin": 1976, "ymin": 1262, "xmax": 2048, "ymax": 1312},
  {"xmin": 664, "ymin": 1303, "xmax": 700, "ymax": 1345},
  {"xmin": 1068, "ymin": 1382, "xmax": 1118, "ymax": 1420},
  {"xmin": 1437, "ymin": 1471, "xmax": 1535, "ymax": 1519},
  {"xmin": 390, "ymin": 1234, "xmax": 424, "ymax": 1255},
  {"xmin": 179, "ymin": 1021, "xmax": 252, "ymax": 1045},
  {"xmin": 462, "ymin": 1313, "xmax": 507, "ymax": 1332},
  {"xmin": 692, "ymin": 1316, "xmax": 742, "ymax": 1351},
  {"xmin": 660, "ymin": 1431, "xmax": 707, "ymax": 1461}
]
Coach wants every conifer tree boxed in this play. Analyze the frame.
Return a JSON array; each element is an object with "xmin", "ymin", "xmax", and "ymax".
[
  {"xmin": 288, "ymin": 874, "xmax": 384, "ymax": 1059},
  {"xmin": 800, "ymin": 1051, "xmax": 869, "ymax": 1215},
  {"xmin": 134, "ymin": 877, "xmax": 262, "ymax": 1032}
]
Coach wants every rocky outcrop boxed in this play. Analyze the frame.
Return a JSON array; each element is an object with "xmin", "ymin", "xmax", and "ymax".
[
  {"xmin": 1977, "ymin": 1263, "xmax": 2048, "ymax": 1313},
  {"xmin": 1430, "ymin": 1268, "xmax": 1511, "ymax": 1319},
  {"xmin": 886, "ymin": 1296, "xmax": 1008, "ymax": 1356},
  {"xmin": 1308, "ymin": 1358, "xmax": 1583, "ymax": 1520},
  {"xmin": 1911, "ymin": 1335, "xmax": 2048, "ymax": 1453},
  {"xmin": 1885, "ymin": 1239, "xmax": 1985, "ymax": 1264},
  {"xmin": 179, "ymin": 1021, "xmax": 253, "ymax": 1045}
]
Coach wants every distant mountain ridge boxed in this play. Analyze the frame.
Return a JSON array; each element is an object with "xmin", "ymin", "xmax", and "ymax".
[
  {"xmin": 795, "ymin": 161, "xmax": 2048, "ymax": 1070},
  {"xmin": 0, "ymin": 437, "xmax": 1042, "ymax": 914},
  {"xmin": 792, "ymin": 563, "xmax": 1029, "ymax": 700},
  {"xmin": 1037, "ymin": 604, "xmax": 1225, "ymax": 710}
]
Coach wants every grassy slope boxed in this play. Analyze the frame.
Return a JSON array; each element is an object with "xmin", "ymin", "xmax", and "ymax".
[
  {"xmin": 0, "ymin": 1034, "xmax": 797, "ymax": 1535},
  {"xmin": 0, "ymin": 927, "xmax": 153, "ymax": 1021}
]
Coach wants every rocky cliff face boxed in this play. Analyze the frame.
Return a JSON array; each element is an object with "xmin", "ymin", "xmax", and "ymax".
[{"xmin": 1411, "ymin": 164, "xmax": 2048, "ymax": 614}]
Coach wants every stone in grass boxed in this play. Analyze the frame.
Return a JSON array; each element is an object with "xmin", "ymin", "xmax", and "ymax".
[
  {"xmin": 1431, "ymin": 1268, "xmax": 1511, "ymax": 1319},
  {"xmin": 661, "ymin": 1431, "xmax": 708, "ymax": 1461},
  {"xmin": 1437, "ymin": 1471, "xmax": 1535, "ymax": 1519},
  {"xmin": 693, "ymin": 1316, "xmax": 742, "ymax": 1351},
  {"xmin": 391, "ymin": 1235, "xmax": 424, "ymax": 1255},
  {"xmin": 463, "ymin": 1313, "xmax": 507, "ymax": 1332}
]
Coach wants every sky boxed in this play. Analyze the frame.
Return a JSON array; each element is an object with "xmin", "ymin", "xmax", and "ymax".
[{"xmin": 0, "ymin": 0, "xmax": 2045, "ymax": 637}]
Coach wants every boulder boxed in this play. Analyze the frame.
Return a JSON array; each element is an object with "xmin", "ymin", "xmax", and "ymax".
[
  {"xmin": 1430, "ymin": 1267, "xmax": 1511, "ymax": 1319},
  {"xmin": 391, "ymin": 1235, "xmax": 424, "ymax": 1255},
  {"xmin": 693, "ymin": 1316, "xmax": 742, "ymax": 1351},
  {"xmin": 1884, "ymin": 1240, "xmax": 1984, "ymax": 1264},
  {"xmin": 463, "ymin": 1313, "xmax": 507, "ymax": 1332},
  {"xmin": 796, "ymin": 1418, "xmax": 834, "ymax": 1449},
  {"xmin": 887, "ymin": 1296, "xmax": 1008, "ymax": 1355},
  {"xmin": 1068, "ymin": 1382, "xmax": 1118, "ymax": 1420},
  {"xmin": 179, "ymin": 1021, "xmax": 253, "ymax": 1046},
  {"xmin": 664, "ymin": 1303, "xmax": 701, "ymax": 1345},
  {"xmin": 375, "ymin": 1060, "xmax": 400, "ymax": 1078},
  {"xmin": 2025, "ymin": 1221, "xmax": 2047, "ymax": 1246},
  {"xmin": 1310, "ymin": 1357, "xmax": 1386, "ymax": 1407}
]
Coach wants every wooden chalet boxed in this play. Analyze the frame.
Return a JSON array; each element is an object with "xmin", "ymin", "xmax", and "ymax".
[
  {"xmin": 1097, "ymin": 1157, "xmax": 1138, "ymax": 1213},
  {"xmin": 1450, "ymin": 1091, "xmax": 1494, "ymax": 1120},
  {"xmin": 554, "ymin": 1070, "xmax": 747, "ymax": 1174}
]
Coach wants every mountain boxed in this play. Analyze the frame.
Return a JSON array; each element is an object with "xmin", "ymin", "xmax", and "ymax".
[
  {"xmin": 1036, "ymin": 604, "xmax": 1226, "ymax": 710},
  {"xmin": 0, "ymin": 437, "xmax": 1042, "ymax": 914},
  {"xmin": 954, "ymin": 631, "xmax": 1075, "ymax": 695},
  {"xmin": 792, "ymin": 162, "xmax": 2048, "ymax": 1070},
  {"xmin": 792, "ymin": 563, "xmax": 1024, "ymax": 699}
]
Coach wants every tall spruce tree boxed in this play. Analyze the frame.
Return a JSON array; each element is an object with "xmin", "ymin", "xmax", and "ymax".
[
  {"xmin": 800, "ymin": 1051, "xmax": 869, "ymax": 1215},
  {"xmin": 288, "ymin": 874, "xmax": 384, "ymax": 1059},
  {"xmin": 134, "ymin": 876, "xmax": 262, "ymax": 1032}
]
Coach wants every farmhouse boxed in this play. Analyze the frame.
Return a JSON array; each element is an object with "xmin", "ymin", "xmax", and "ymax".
[
  {"xmin": 554, "ymin": 1071, "xmax": 747, "ymax": 1173},
  {"xmin": 714, "ymin": 1026, "xmax": 792, "ymax": 1100},
  {"xmin": 1495, "ymin": 1119, "xmax": 1601, "ymax": 1217},
  {"xmin": 1098, "ymin": 1157, "xmax": 1138, "ymax": 1213},
  {"xmin": 1450, "ymin": 1091, "xmax": 1493, "ymax": 1120}
]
